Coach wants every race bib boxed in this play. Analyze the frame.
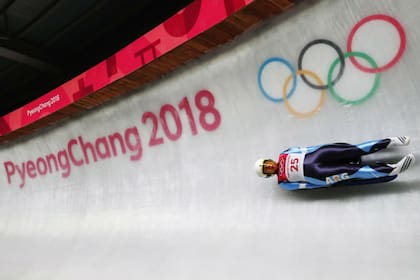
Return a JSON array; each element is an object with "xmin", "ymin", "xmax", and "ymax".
[{"xmin": 286, "ymin": 154, "xmax": 305, "ymax": 182}]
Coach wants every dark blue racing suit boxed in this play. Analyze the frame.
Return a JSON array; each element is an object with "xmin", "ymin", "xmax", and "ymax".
[{"xmin": 277, "ymin": 138, "xmax": 396, "ymax": 190}]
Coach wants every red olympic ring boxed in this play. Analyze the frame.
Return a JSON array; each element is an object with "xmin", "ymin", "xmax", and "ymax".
[{"xmin": 347, "ymin": 14, "xmax": 406, "ymax": 73}]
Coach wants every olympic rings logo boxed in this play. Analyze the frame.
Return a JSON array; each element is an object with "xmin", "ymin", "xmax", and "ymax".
[{"xmin": 257, "ymin": 14, "xmax": 406, "ymax": 118}]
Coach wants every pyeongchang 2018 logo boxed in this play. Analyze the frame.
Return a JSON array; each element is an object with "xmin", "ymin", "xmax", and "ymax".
[
  {"xmin": 257, "ymin": 14, "xmax": 406, "ymax": 118},
  {"xmin": 3, "ymin": 90, "xmax": 221, "ymax": 188}
]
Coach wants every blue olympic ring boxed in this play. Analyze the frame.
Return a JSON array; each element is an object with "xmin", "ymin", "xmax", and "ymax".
[{"xmin": 257, "ymin": 57, "xmax": 297, "ymax": 103}]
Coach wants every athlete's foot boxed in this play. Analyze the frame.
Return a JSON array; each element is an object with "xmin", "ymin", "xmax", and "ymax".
[
  {"xmin": 389, "ymin": 153, "xmax": 415, "ymax": 176},
  {"xmin": 389, "ymin": 136, "xmax": 410, "ymax": 147}
]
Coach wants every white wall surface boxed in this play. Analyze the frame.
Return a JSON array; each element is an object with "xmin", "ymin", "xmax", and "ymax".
[{"xmin": 1, "ymin": 0, "xmax": 419, "ymax": 279}]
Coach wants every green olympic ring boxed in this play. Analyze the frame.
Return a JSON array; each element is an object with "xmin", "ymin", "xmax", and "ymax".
[{"xmin": 327, "ymin": 51, "xmax": 380, "ymax": 105}]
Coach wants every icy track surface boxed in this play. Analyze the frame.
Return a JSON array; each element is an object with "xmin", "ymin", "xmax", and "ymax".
[{"xmin": 1, "ymin": 0, "xmax": 420, "ymax": 279}]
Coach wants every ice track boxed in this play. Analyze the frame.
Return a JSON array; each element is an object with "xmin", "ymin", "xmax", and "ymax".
[{"xmin": 1, "ymin": 0, "xmax": 420, "ymax": 279}]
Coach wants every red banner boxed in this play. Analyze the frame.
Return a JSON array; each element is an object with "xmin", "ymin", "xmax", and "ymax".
[{"xmin": 0, "ymin": 0, "xmax": 253, "ymax": 136}]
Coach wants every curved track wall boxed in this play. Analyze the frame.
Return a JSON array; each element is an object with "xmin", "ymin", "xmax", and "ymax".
[{"xmin": 1, "ymin": 0, "xmax": 419, "ymax": 279}]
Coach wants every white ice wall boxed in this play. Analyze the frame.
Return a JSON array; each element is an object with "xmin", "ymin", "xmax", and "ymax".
[{"xmin": 1, "ymin": 0, "xmax": 419, "ymax": 279}]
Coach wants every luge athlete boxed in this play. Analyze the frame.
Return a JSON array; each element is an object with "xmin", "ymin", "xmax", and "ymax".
[{"xmin": 255, "ymin": 136, "xmax": 415, "ymax": 190}]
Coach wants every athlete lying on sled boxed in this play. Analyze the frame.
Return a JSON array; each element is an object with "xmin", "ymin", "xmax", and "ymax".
[{"xmin": 255, "ymin": 136, "xmax": 415, "ymax": 190}]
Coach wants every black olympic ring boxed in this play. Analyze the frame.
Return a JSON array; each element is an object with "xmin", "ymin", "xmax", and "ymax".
[{"xmin": 297, "ymin": 39, "xmax": 346, "ymax": 90}]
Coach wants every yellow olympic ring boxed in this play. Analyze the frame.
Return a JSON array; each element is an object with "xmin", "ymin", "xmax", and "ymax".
[{"xmin": 282, "ymin": 69, "xmax": 326, "ymax": 118}]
